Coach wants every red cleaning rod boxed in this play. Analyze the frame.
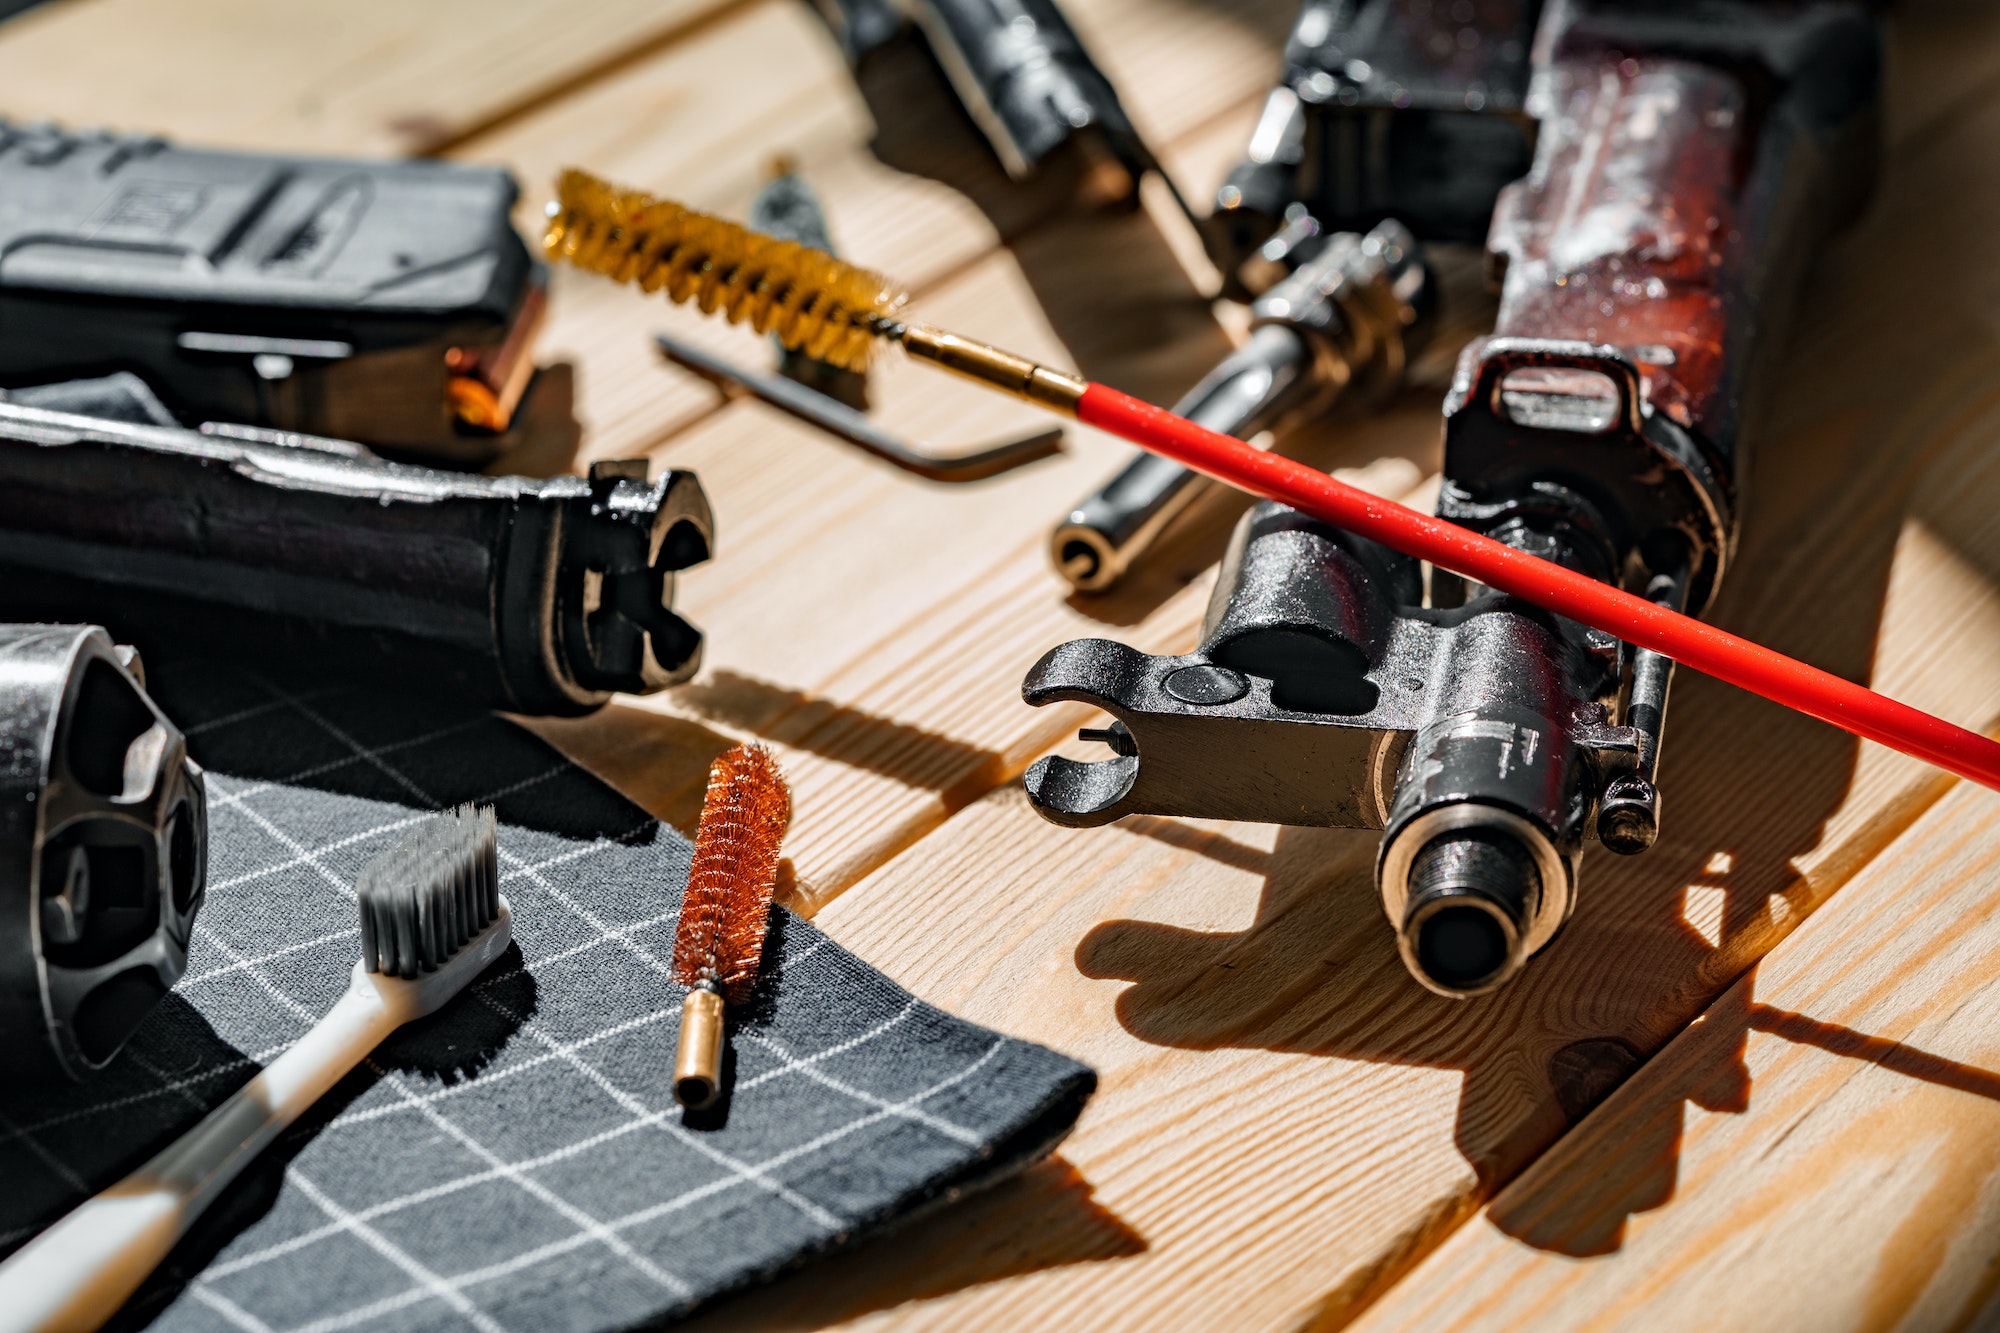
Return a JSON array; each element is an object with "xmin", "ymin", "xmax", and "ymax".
[{"xmin": 1075, "ymin": 382, "xmax": 2000, "ymax": 793}]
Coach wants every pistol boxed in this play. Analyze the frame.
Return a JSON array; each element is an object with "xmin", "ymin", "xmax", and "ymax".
[
  {"xmin": 0, "ymin": 120, "xmax": 567, "ymax": 466},
  {"xmin": 1023, "ymin": 0, "xmax": 1882, "ymax": 996}
]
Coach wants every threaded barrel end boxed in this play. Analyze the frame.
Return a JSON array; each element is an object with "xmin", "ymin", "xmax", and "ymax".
[{"xmin": 1399, "ymin": 830, "xmax": 1540, "ymax": 997}]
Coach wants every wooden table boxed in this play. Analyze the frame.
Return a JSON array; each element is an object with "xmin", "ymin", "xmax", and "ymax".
[{"xmin": 8, "ymin": 1, "xmax": 2000, "ymax": 1327}]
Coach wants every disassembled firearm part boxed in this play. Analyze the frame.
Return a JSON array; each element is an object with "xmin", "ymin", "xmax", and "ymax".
[
  {"xmin": 1207, "ymin": 0, "xmax": 1542, "ymax": 297},
  {"xmin": 1026, "ymin": 0, "xmax": 1882, "ymax": 997},
  {"xmin": 0, "ymin": 119, "xmax": 565, "ymax": 465},
  {"xmin": 1053, "ymin": 220, "xmax": 1432, "ymax": 591},
  {"xmin": 0, "ymin": 403, "xmax": 713, "ymax": 716},
  {"xmin": 810, "ymin": 0, "xmax": 1191, "ymax": 216},
  {"xmin": 0, "ymin": 624, "xmax": 206, "ymax": 1084},
  {"xmin": 656, "ymin": 333, "xmax": 1062, "ymax": 482}
]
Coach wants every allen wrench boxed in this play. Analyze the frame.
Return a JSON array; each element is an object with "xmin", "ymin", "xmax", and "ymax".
[{"xmin": 655, "ymin": 332, "xmax": 1063, "ymax": 483}]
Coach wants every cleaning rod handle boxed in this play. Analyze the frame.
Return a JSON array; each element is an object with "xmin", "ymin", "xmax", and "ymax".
[{"xmin": 1073, "ymin": 381, "xmax": 2000, "ymax": 793}]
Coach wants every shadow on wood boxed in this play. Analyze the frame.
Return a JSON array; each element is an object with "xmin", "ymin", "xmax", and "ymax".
[
  {"xmin": 679, "ymin": 1154, "xmax": 1145, "ymax": 1331},
  {"xmin": 1065, "ymin": 273, "xmax": 1931, "ymax": 1257},
  {"xmin": 670, "ymin": 669, "xmax": 1006, "ymax": 797},
  {"xmin": 517, "ymin": 703, "xmax": 740, "ymax": 838},
  {"xmin": 1482, "ymin": 982, "xmax": 2000, "ymax": 1258}
]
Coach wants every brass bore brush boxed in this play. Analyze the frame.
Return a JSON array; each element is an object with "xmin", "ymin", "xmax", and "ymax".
[
  {"xmin": 544, "ymin": 168, "xmax": 2000, "ymax": 794},
  {"xmin": 671, "ymin": 742, "xmax": 790, "ymax": 1109}
]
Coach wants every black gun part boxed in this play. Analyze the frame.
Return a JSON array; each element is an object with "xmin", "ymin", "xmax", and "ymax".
[
  {"xmin": 1026, "ymin": 0, "xmax": 1883, "ymax": 998},
  {"xmin": 815, "ymin": 0, "xmax": 1193, "ymax": 218},
  {"xmin": 0, "ymin": 402, "xmax": 712, "ymax": 716},
  {"xmin": 1207, "ymin": 0, "xmax": 1543, "ymax": 296},
  {"xmin": 0, "ymin": 119, "xmax": 567, "ymax": 466},
  {"xmin": 0, "ymin": 625, "xmax": 206, "ymax": 1083},
  {"xmin": 1053, "ymin": 220, "xmax": 1433, "ymax": 591}
]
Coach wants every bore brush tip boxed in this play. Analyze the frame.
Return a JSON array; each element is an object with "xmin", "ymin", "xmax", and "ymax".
[
  {"xmin": 544, "ymin": 168, "xmax": 906, "ymax": 372},
  {"xmin": 670, "ymin": 743, "xmax": 791, "ymax": 1108}
]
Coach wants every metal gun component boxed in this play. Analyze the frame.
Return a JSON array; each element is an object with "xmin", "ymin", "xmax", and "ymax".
[
  {"xmin": 811, "ymin": 0, "xmax": 1192, "ymax": 216},
  {"xmin": 655, "ymin": 333, "xmax": 1063, "ymax": 482},
  {"xmin": 1026, "ymin": 501, "xmax": 1637, "ymax": 995},
  {"xmin": 0, "ymin": 403, "xmax": 713, "ymax": 716},
  {"xmin": 910, "ymin": 0, "xmax": 1159, "ymax": 205},
  {"xmin": 1025, "ymin": 0, "xmax": 1883, "ymax": 997},
  {"xmin": 0, "ymin": 625, "xmax": 206, "ymax": 1083},
  {"xmin": 751, "ymin": 166, "xmax": 873, "ymax": 412},
  {"xmin": 0, "ymin": 119, "xmax": 568, "ymax": 466},
  {"xmin": 1053, "ymin": 220, "xmax": 1432, "ymax": 591},
  {"xmin": 806, "ymin": 0, "xmax": 908, "ymax": 63},
  {"xmin": 1206, "ymin": 0, "xmax": 1543, "ymax": 296}
]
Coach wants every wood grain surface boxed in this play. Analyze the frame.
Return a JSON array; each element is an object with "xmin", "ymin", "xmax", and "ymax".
[
  {"xmin": 4, "ymin": 0, "xmax": 2000, "ymax": 1329},
  {"xmin": 0, "ymin": 0, "xmax": 752, "ymax": 154},
  {"xmin": 687, "ymin": 5, "xmax": 2000, "ymax": 1327},
  {"xmin": 1348, "ymin": 778, "xmax": 2000, "ymax": 1333}
]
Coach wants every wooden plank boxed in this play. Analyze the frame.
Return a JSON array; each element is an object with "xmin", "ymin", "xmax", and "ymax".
[
  {"xmin": 467, "ymin": 0, "xmax": 1296, "ymax": 469},
  {"xmin": 0, "ymin": 0, "xmax": 751, "ymax": 155},
  {"xmin": 476, "ymin": 0, "xmax": 1457, "ymax": 905},
  {"xmin": 671, "ymin": 20, "xmax": 2000, "ymax": 1324},
  {"xmin": 1346, "ymin": 777, "xmax": 2000, "ymax": 1333}
]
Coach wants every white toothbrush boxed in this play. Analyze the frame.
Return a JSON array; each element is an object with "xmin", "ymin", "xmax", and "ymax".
[{"xmin": 0, "ymin": 805, "xmax": 513, "ymax": 1333}]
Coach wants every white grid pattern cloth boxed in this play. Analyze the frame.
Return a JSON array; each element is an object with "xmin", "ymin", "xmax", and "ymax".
[{"xmin": 0, "ymin": 665, "xmax": 1095, "ymax": 1332}]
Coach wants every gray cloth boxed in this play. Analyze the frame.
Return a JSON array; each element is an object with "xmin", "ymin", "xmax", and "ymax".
[{"xmin": 0, "ymin": 664, "xmax": 1094, "ymax": 1331}]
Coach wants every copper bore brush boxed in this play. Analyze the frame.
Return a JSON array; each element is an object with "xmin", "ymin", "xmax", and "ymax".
[
  {"xmin": 672, "ymin": 742, "xmax": 791, "ymax": 1109},
  {"xmin": 544, "ymin": 169, "xmax": 2000, "ymax": 793}
]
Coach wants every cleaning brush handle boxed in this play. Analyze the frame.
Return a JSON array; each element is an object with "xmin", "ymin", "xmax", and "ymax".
[
  {"xmin": 1072, "ymin": 382, "xmax": 2000, "ymax": 793},
  {"xmin": 0, "ymin": 975, "xmax": 400, "ymax": 1333}
]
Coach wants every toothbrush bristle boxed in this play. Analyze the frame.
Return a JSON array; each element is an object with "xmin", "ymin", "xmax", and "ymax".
[
  {"xmin": 357, "ymin": 805, "xmax": 500, "ymax": 978},
  {"xmin": 543, "ymin": 168, "xmax": 906, "ymax": 372}
]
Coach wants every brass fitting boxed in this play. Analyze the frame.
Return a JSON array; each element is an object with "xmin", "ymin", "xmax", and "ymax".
[
  {"xmin": 897, "ymin": 325, "xmax": 1086, "ymax": 415},
  {"xmin": 673, "ymin": 986, "xmax": 726, "ymax": 1109}
]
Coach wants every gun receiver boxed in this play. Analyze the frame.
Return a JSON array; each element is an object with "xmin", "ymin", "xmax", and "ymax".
[
  {"xmin": 0, "ymin": 402, "xmax": 712, "ymax": 716},
  {"xmin": 1024, "ymin": 0, "xmax": 1883, "ymax": 996},
  {"xmin": 1207, "ymin": 0, "xmax": 1544, "ymax": 297}
]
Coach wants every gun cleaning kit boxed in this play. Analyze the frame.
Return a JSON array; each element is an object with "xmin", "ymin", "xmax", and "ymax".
[
  {"xmin": 0, "ymin": 0, "xmax": 1975, "ymax": 1325},
  {"xmin": 0, "ymin": 805, "xmax": 510, "ymax": 1333}
]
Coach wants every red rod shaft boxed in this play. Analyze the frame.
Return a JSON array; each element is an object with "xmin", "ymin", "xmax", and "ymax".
[{"xmin": 1076, "ymin": 382, "xmax": 2000, "ymax": 793}]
